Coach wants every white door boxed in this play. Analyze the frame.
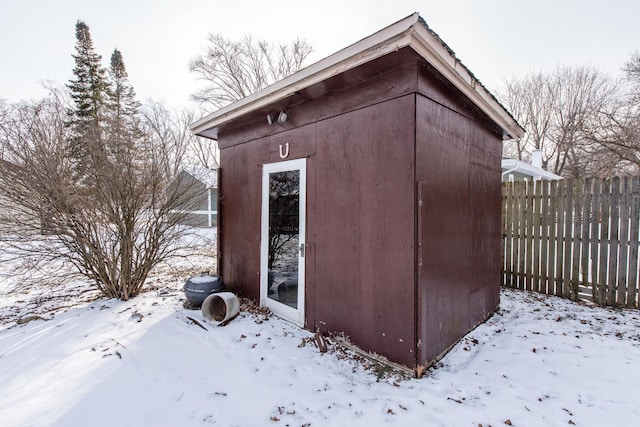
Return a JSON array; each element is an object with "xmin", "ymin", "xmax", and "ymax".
[{"xmin": 260, "ymin": 158, "xmax": 306, "ymax": 325}]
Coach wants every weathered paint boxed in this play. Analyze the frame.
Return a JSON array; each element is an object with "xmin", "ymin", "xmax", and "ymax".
[
  {"xmin": 216, "ymin": 47, "xmax": 503, "ymax": 368},
  {"xmin": 312, "ymin": 95, "xmax": 417, "ymax": 366}
]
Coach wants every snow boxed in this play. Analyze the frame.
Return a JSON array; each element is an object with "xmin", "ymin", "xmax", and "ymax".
[
  {"xmin": 1, "ymin": 236, "xmax": 640, "ymax": 426},
  {"xmin": 186, "ymin": 274, "xmax": 222, "ymax": 285}
]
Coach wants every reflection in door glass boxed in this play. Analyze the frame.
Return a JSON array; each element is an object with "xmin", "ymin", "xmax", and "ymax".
[{"xmin": 267, "ymin": 170, "xmax": 300, "ymax": 308}]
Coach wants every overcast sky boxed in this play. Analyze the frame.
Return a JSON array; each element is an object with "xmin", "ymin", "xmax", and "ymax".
[{"xmin": 2, "ymin": 0, "xmax": 640, "ymax": 111}]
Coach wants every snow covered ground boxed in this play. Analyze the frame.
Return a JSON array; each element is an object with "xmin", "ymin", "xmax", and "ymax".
[{"xmin": 1, "ymin": 237, "xmax": 640, "ymax": 426}]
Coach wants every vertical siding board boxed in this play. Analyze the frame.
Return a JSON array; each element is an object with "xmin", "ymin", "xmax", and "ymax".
[
  {"xmin": 581, "ymin": 178, "xmax": 593, "ymax": 301},
  {"xmin": 598, "ymin": 179, "xmax": 611, "ymax": 305},
  {"xmin": 628, "ymin": 176, "xmax": 640, "ymax": 308},
  {"xmin": 540, "ymin": 180, "xmax": 550, "ymax": 294},
  {"xmin": 608, "ymin": 177, "xmax": 620, "ymax": 305},
  {"xmin": 571, "ymin": 179, "xmax": 583, "ymax": 301},
  {"xmin": 590, "ymin": 178, "xmax": 602, "ymax": 304},
  {"xmin": 617, "ymin": 177, "xmax": 630, "ymax": 306}
]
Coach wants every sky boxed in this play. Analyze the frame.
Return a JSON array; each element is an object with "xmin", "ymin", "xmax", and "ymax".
[{"xmin": 2, "ymin": 0, "xmax": 640, "ymax": 111}]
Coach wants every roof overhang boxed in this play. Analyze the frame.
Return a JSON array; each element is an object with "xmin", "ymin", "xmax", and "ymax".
[
  {"xmin": 501, "ymin": 158, "xmax": 563, "ymax": 181},
  {"xmin": 191, "ymin": 13, "xmax": 525, "ymax": 141}
]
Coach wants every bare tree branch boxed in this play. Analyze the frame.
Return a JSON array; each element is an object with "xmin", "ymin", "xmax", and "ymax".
[
  {"xmin": 189, "ymin": 33, "xmax": 312, "ymax": 111},
  {"xmin": 499, "ymin": 64, "xmax": 625, "ymax": 177}
]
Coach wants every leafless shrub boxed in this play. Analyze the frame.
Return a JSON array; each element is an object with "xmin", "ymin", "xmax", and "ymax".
[{"xmin": 0, "ymin": 89, "xmax": 206, "ymax": 300}]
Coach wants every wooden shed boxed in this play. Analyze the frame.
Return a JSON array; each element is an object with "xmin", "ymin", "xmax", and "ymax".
[{"xmin": 191, "ymin": 13, "xmax": 525, "ymax": 369}]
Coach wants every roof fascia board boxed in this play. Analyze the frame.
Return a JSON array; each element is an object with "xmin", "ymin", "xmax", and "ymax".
[{"xmin": 409, "ymin": 25, "xmax": 524, "ymax": 139}]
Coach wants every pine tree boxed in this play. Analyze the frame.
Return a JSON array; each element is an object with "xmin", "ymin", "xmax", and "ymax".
[
  {"xmin": 106, "ymin": 48, "xmax": 143, "ymax": 157},
  {"xmin": 66, "ymin": 20, "xmax": 109, "ymax": 170}
]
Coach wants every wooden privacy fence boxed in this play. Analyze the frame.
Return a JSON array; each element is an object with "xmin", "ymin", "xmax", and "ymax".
[{"xmin": 502, "ymin": 176, "xmax": 640, "ymax": 308}]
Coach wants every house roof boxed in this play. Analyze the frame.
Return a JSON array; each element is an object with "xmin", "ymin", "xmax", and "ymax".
[
  {"xmin": 501, "ymin": 158, "xmax": 563, "ymax": 181},
  {"xmin": 181, "ymin": 165, "xmax": 217, "ymax": 188},
  {"xmin": 191, "ymin": 13, "xmax": 525, "ymax": 141}
]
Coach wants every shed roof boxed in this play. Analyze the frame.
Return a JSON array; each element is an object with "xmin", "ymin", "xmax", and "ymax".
[{"xmin": 191, "ymin": 13, "xmax": 525, "ymax": 141}]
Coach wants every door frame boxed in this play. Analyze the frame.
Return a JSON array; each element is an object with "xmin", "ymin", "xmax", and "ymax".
[{"xmin": 260, "ymin": 158, "xmax": 306, "ymax": 326}]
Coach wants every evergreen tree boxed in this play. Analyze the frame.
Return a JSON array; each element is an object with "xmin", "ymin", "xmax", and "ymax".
[
  {"xmin": 66, "ymin": 20, "xmax": 109, "ymax": 169},
  {"xmin": 106, "ymin": 48, "xmax": 143, "ymax": 156}
]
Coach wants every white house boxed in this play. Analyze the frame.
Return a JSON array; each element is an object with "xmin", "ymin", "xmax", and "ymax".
[
  {"xmin": 501, "ymin": 150, "xmax": 562, "ymax": 182},
  {"xmin": 172, "ymin": 166, "xmax": 218, "ymax": 228}
]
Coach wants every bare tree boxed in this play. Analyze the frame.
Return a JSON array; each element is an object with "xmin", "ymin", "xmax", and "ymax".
[
  {"xmin": 623, "ymin": 50, "xmax": 640, "ymax": 102},
  {"xmin": 0, "ymin": 89, "xmax": 201, "ymax": 300},
  {"xmin": 501, "ymin": 71, "xmax": 553, "ymax": 162},
  {"xmin": 500, "ymin": 64, "xmax": 619, "ymax": 177},
  {"xmin": 190, "ymin": 33, "xmax": 312, "ymax": 111},
  {"xmin": 142, "ymin": 100, "xmax": 218, "ymax": 171},
  {"xmin": 580, "ymin": 52, "xmax": 640, "ymax": 175}
]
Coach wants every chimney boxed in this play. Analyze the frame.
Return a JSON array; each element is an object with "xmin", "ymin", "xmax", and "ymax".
[{"xmin": 531, "ymin": 149, "xmax": 543, "ymax": 169}]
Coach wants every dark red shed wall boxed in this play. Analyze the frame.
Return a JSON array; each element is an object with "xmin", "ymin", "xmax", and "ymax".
[
  {"xmin": 415, "ymin": 93, "xmax": 502, "ymax": 366},
  {"xmin": 312, "ymin": 95, "xmax": 417, "ymax": 367},
  {"xmin": 218, "ymin": 139, "xmax": 268, "ymax": 302}
]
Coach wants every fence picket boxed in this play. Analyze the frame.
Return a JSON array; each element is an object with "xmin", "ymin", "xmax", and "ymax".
[
  {"xmin": 548, "ymin": 180, "xmax": 559, "ymax": 296},
  {"xmin": 598, "ymin": 179, "xmax": 611, "ymax": 305},
  {"xmin": 617, "ymin": 177, "xmax": 630, "ymax": 306},
  {"xmin": 540, "ymin": 181, "xmax": 550, "ymax": 294},
  {"xmin": 562, "ymin": 179, "xmax": 574, "ymax": 299},
  {"xmin": 608, "ymin": 178, "xmax": 620, "ymax": 305},
  {"xmin": 628, "ymin": 176, "xmax": 640, "ymax": 308},
  {"xmin": 590, "ymin": 179, "xmax": 602, "ymax": 304},
  {"xmin": 580, "ymin": 178, "xmax": 592, "ymax": 301},
  {"xmin": 532, "ymin": 181, "xmax": 542, "ymax": 292},
  {"xmin": 501, "ymin": 183, "xmax": 509, "ymax": 285},
  {"xmin": 571, "ymin": 179, "xmax": 583, "ymax": 301},
  {"xmin": 526, "ymin": 182, "xmax": 535, "ymax": 291},
  {"xmin": 556, "ymin": 180, "xmax": 567, "ymax": 297},
  {"xmin": 517, "ymin": 182, "xmax": 526, "ymax": 290}
]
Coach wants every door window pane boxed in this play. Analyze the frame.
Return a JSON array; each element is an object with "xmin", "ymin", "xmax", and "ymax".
[{"xmin": 267, "ymin": 170, "xmax": 300, "ymax": 308}]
